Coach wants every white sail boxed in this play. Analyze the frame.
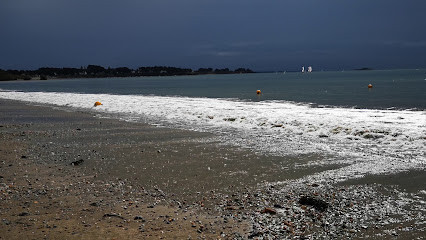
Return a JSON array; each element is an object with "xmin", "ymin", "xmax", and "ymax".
[
  {"xmin": 308, "ymin": 66, "xmax": 312, "ymax": 73},
  {"xmin": 301, "ymin": 66, "xmax": 305, "ymax": 73}
]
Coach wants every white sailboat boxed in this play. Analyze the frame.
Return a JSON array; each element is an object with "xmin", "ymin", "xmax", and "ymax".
[
  {"xmin": 308, "ymin": 66, "xmax": 312, "ymax": 73},
  {"xmin": 301, "ymin": 66, "xmax": 305, "ymax": 73}
]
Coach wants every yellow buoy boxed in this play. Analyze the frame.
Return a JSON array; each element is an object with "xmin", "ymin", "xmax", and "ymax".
[
  {"xmin": 94, "ymin": 101, "xmax": 102, "ymax": 106},
  {"xmin": 256, "ymin": 90, "xmax": 262, "ymax": 95},
  {"xmin": 368, "ymin": 84, "xmax": 373, "ymax": 88}
]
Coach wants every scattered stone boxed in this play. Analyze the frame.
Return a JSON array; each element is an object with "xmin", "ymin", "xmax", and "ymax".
[
  {"xmin": 134, "ymin": 216, "xmax": 145, "ymax": 222},
  {"xmin": 363, "ymin": 133, "xmax": 384, "ymax": 139},
  {"xmin": 248, "ymin": 227, "xmax": 262, "ymax": 239},
  {"xmin": 18, "ymin": 212, "xmax": 30, "ymax": 216},
  {"xmin": 21, "ymin": 155, "xmax": 27, "ymax": 159},
  {"xmin": 89, "ymin": 202, "xmax": 99, "ymax": 207},
  {"xmin": 260, "ymin": 207, "xmax": 277, "ymax": 215},
  {"xmin": 298, "ymin": 196, "xmax": 329, "ymax": 212},
  {"xmin": 70, "ymin": 159, "xmax": 84, "ymax": 166},
  {"xmin": 223, "ymin": 118, "xmax": 237, "ymax": 122},
  {"xmin": 102, "ymin": 213, "xmax": 125, "ymax": 220}
]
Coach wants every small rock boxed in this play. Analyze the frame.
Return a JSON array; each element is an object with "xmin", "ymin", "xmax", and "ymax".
[
  {"xmin": 70, "ymin": 159, "xmax": 84, "ymax": 166},
  {"xmin": 260, "ymin": 207, "xmax": 277, "ymax": 215},
  {"xmin": 299, "ymin": 196, "xmax": 329, "ymax": 212},
  {"xmin": 134, "ymin": 216, "xmax": 145, "ymax": 221},
  {"xmin": 18, "ymin": 212, "xmax": 30, "ymax": 216},
  {"xmin": 103, "ymin": 213, "xmax": 125, "ymax": 220},
  {"xmin": 223, "ymin": 118, "xmax": 237, "ymax": 122},
  {"xmin": 248, "ymin": 229, "xmax": 262, "ymax": 238}
]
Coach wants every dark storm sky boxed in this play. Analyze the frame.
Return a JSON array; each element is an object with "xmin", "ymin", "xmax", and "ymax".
[{"xmin": 1, "ymin": 0, "xmax": 426, "ymax": 71}]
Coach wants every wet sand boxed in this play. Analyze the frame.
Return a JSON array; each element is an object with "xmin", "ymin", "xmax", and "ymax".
[{"xmin": 0, "ymin": 99, "xmax": 424, "ymax": 239}]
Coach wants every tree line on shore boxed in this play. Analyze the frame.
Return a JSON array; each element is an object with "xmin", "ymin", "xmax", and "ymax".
[{"xmin": 0, "ymin": 65, "xmax": 254, "ymax": 81}]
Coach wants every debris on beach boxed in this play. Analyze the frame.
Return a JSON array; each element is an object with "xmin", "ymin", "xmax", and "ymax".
[
  {"xmin": 260, "ymin": 207, "xmax": 277, "ymax": 215},
  {"xmin": 70, "ymin": 159, "xmax": 84, "ymax": 166},
  {"xmin": 102, "ymin": 213, "xmax": 125, "ymax": 220},
  {"xmin": 298, "ymin": 196, "xmax": 329, "ymax": 212},
  {"xmin": 94, "ymin": 101, "xmax": 102, "ymax": 106}
]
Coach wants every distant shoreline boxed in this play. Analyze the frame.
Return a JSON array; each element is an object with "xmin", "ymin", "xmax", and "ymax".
[{"xmin": 0, "ymin": 65, "xmax": 255, "ymax": 81}]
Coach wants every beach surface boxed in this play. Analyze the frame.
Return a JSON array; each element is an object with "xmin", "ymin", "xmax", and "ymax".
[{"xmin": 0, "ymin": 99, "xmax": 424, "ymax": 239}]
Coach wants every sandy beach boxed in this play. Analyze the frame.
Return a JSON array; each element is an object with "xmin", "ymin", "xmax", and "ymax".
[{"xmin": 0, "ymin": 99, "xmax": 424, "ymax": 239}]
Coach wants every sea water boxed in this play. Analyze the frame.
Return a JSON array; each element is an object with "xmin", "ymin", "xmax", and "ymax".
[{"xmin": 0, "ymin": 69, "xmax": 425, "ymax": 184}]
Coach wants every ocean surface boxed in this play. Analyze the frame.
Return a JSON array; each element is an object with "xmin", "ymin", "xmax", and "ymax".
[{"xmin": 1, "ymin": 69, "xmax": 425, "ymax": 184}]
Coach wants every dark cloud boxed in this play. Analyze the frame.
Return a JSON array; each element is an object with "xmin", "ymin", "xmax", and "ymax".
[{"xmin": 1, "ymin": 0, "xmax": 426, "ymax": 71}]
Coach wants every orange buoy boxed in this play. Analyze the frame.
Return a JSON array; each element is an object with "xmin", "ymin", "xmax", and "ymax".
[
  {"xmin": 94, "ymin": 101, "xmax": 102, "ymax": 106},
  {"xmin": 256, "ymin": 90, "xmax": 262, "ymax": 95},
  {"xmin": 368, "ymin": 84, "xmax": 373, "ymax": 88}
]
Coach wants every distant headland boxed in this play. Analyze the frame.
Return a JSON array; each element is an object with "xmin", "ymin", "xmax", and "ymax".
[
  {"xmin": 354, "ymin": 67, "xmax": 373, "ymax": 71},
  {"xmin": 0, "ymin": 65, "xmax": 255, "ymax": 81}
]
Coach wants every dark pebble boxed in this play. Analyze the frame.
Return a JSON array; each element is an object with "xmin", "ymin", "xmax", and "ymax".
[
  {"xmin": 18, "ymin": 212, "xmax": 30, "ymax": 216},
  {"xmin": 134, "ymin": 216, "xmax": 145, "ymax": 222},
  {"xmin": 70, "ymin": 159, "xmax": 84, "ymax": 166},
  {"xmin": 299, "ymin": 196, "xmax": 329, "ymax": 212},
  {"xmin": 260, "ymin": 207, "xmax": 277, "ymax": 215}
]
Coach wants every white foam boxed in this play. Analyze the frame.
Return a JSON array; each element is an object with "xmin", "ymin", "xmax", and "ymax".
[{"xmin": 1, "ymin": 90, "xmax": 425, "ymax": 183}]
